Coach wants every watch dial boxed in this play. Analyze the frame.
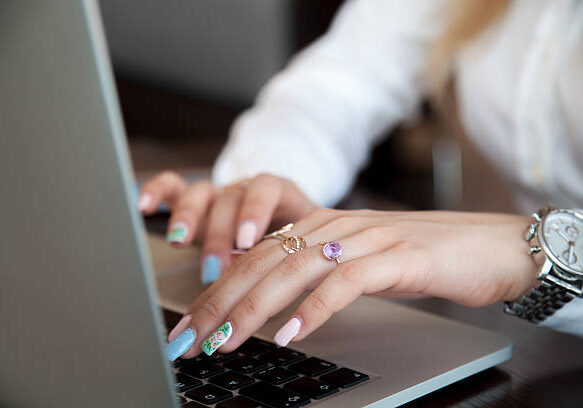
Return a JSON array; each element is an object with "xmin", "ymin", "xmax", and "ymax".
[{"xmin": 541, "ymin": 211, "xmax": 583, "ymax": 274}]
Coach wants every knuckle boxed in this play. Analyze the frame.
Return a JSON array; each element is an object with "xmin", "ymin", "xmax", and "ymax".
[
  {"xmin": 253, "ymin": 173, "xmax": 277, "ymax": 183},
  {"xmin": 336, "ymin": 263, "xmax": 362, "ymax": 285},
  {"xmin": 238, "ymin": 251, "xmax": 270, "ymax": 278},
  {"xmin": 361, "ymin": 225, "xmax": 389, "ymax": 242},
  {"xmin": 199, "ymin": 296, "xmax": 223, "ymax": 320},
  {"xmin": 310, "ymin": 207, "xmax": 332, "ymax": 218},
  {"xmin": 158, "ymin": 170, "xmax": 181, "ymax": 183},
  {"xmin": 388, "ymin": 239, "xmax": 417, "ymax": 254},
  {"xmin": 308, "ymin": 291, "xmax": 330, "ymax": 313},
  {"xmin": 324, "ymin": 214, "xmax": 360, "ymax": 231},
  {"xmin": 280, "ymin": 251, "xmax": 310, "ymax": 277},
  {"xmin": 241, "ymin": 294, "xmax": 261, "ymax": 316},
  {"xmin": 243, "ymin": 197, "xmax": 271, "ymax": 215}
]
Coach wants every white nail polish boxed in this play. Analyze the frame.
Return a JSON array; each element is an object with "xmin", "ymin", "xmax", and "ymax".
[
  {"xmin": 274, "ymin": 317, "xmax": 302, "ymax": 347},
  {"xmin": 237, "ymin": 220, "xmax": 257, "ymax": 249},
  {"xmin": 138, "ymin": 193, "xmax": 152, "ymax": 212}
]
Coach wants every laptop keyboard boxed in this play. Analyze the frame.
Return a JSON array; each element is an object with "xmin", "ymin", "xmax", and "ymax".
[{"xmin": 172, "ymin": 337, "xmax": 370, "ymax": 407}]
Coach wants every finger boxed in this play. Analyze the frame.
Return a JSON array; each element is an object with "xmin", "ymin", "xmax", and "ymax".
[
  {"xmin": 200, "ymin": 190, "xmax": 243, "ymax": 284},
  {"xmin": 166, "ymin": 181, "xmax": 215, "ymax": 247},
  {"xmin": 236, "ymin": 174, "xmax": 283, "ymax": 249},
  {"xmin": 291, "ymin": 249, "xmax": 410, "ymax": 343},
  {"xmin": 221, "ymin": 227, "xmax": 392, "ymax": 351},
  {"xmin": 139, "ymin": 171, "xmax": 186, "ymax": 215},
  {"xmin": 176, "ymin": 208, "xmax": 340, "ymax": 358}
]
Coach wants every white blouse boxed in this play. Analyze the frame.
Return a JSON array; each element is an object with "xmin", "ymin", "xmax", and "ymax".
[{"xmin": 212, "ymin": 0, "xmax": 583, "ymax": 335}]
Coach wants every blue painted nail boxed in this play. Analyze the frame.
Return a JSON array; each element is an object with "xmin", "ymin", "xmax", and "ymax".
[
  {"xmin": 202, "ymin": 255, "xmax": 221, "ymax": 284},
  {"xmin": 166, "ymin": 328, "xmax": 196, "ymax": 361}
]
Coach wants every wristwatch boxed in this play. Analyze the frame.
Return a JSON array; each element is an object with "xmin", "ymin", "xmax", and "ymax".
[{"xmin": 504, "ymin": 206, "xmax": 583, "ymax": 323}]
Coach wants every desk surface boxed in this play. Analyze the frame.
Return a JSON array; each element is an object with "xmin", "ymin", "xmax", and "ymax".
[{"xmin": 146, "ymin": 199, "xmax": 583, "ymax": 408}]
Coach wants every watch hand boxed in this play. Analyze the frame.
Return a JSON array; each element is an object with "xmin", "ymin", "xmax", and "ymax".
[
  {"xmin": 557, "ymin": 229, "xmax": 571, "ymax": 242},
  {"xmin": 568, "ymin": 242, "xmax": 576, "ymax": 265}
]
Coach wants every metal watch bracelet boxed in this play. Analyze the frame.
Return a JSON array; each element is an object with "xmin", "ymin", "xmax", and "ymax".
[{"xmin": 503, "ymin": 206, "xmax": 581, "ymax": 323}]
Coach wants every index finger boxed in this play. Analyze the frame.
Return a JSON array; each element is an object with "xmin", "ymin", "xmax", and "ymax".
[{"xmin": 139, "ymin": 171, "xmax": 186, "ymax": 215}]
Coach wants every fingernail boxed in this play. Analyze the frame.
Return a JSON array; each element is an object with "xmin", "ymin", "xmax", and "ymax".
[
  {"xmin": 202, "ymin": 255, "xmax": 221, "ymax": 284},
  {"xmin": 138, "ymin": 193, "xmax": 152, "ymax": 212},
  {"xmin": 201, "ymin": 322, "xmax": 233, "ymax": 356},
  {"xmin": 167, "ymin": 221, "xmax": 188, "ymax": 244},
  {"xmin": 231, "ymin": 249, "xmax": 247, "ymax": 255},
  {"xmin": 166, "ymin": 328, "xmax": 196, "ymax": 361},
  {"xmin": 237, "ymin": 220, "xmax": 257, "ymax": 249},
  {"xmin": 274, "ymin": 316, "xmax": 302, "ymax": 347},
  {"xmin": 168, "ymin": 314, "xmax": 192, "ymax": 342}
]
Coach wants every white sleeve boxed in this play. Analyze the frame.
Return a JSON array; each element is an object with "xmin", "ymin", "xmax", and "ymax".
[
  {"xmin": 540, "ymin": 298, "xmax": 583, "ymax": 336},
  {"xmin": 212, "ymin": 0, "xmax": 449, "ymax": 206}
]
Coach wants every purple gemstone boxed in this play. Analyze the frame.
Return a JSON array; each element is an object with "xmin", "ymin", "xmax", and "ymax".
[{"xmin": 324, "ymin": 242, "xmax": 343, "ymax": 259}]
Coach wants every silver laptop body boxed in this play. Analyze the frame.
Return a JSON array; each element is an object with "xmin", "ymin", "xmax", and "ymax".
[{"xmin": 0, "ymin": 1, "xmax": 512, "ymax": 407}]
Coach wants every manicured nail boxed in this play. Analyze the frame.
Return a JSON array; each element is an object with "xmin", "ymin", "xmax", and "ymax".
[
  {"xmin": 167, "ymin": 221, "xmax": 188, "ymax": 244},
  {"xmin": 168, "ymin": 314, "xmax": 192, "ymax": 342},
  {"xmin": 202, "ymin": 255, "xmax": 221, "ymax": 284},
  {"xmin": 201, "ymin": 322, "xmax": 233, "ymax": 356},
  {"xmin": 166, "ymin": 328, "xmax": 196, "ymax": 361},
  {"xmin": 274, "ymin": 316, "xmax": 302, "ymax": 347},
  {"xmin": 138, "ymin": 193, "xmax": 152, "ymax": 212},
  {"xmin": 237, "ymin": 220, "xmax": 257, "ymax": 249}
]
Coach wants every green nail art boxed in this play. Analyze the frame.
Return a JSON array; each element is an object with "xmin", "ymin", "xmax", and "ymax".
[
  {"xmin": 201, "ymin": 322, "xmax": 233, "ymax": 356},
  {"xmin": 167, "ymin": 223, "xmax": 188, "ymax": 243}
]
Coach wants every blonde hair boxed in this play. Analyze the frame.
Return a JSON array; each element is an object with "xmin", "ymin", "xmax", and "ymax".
[{"xmin": 428, "ymin": 0, "xmax": 511, "ymax": 96}]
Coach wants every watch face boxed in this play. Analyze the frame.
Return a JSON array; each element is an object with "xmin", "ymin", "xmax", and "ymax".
[{"xmin": 540, "ymin": 210, "xmax": 583, "ymax": 275}]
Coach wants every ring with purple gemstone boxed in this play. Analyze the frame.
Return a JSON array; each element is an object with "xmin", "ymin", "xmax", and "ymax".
[{"xmin": 319, "ymin": 241, "xmax": 343, "ymax": 264}]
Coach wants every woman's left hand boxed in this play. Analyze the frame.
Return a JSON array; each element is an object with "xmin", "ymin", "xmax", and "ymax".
[{"xmin": 170, "ymin": 208, "xmax": 539, "ymax": 358}]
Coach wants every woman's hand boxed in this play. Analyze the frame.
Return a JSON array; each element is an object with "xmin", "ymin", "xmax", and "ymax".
[
  {"xmin": 167, "ymin": 208, "xmax": 539, "ymax": 359},
  {"xmin": 139, "ymin": 172, "xmax": 317, "ymax": 283}
]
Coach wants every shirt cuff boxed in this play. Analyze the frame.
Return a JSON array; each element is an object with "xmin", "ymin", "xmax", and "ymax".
[{"xmin": 540, "ymin": 297, "xmax": 583, "ymax": 336}]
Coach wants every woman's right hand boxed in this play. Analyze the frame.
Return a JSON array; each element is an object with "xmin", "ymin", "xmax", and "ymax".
[{"xmin": 138, "ymin": 172, "xmax": 317, "ymax": 283}]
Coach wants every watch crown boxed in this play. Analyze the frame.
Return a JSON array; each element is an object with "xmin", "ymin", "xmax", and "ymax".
[
  {"xmin": 525, "ymin": 224, "xmax": 537, "ymax": 241},
  {"xmin": 530, "ymin": 246, "xmax": 542, "ymax": 255}
]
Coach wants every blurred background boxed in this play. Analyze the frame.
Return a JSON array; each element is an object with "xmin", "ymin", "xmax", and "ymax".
[{"xmin": 100, "ymin": 0, "xmax": 515, "ymax": 213}]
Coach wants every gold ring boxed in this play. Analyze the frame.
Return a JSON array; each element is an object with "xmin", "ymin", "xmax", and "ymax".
[
  {"xmin": 262, "ymin": 223, "xmax": 294, "ymax": 241},
  {"xmin": 281, "ymin": 235, "xmax": 307, "ymax": 254}
]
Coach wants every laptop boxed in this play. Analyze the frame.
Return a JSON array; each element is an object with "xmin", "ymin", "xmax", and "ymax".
[{"xmin": 0, "ymin": 1, "xmax": 512, "ymax": 407}]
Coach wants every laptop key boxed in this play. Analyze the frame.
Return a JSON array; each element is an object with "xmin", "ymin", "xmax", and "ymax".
[
  {"xmin": 175, "ymin": 373, "xmax": 203, "ymax": 393},
  {"xmin": 224, "ymin": 356, "xmax": 268, "ymax": 373},
  {"xmin": 254, "ymin": 366, "xmax": 298, "ymax": 385},
  {"xmin": 180, "ymin": 360, "xmax": 224, "ymax": 379},
  {"xmin": 216, "ymin": 395, "xmax": 268, "ymax": 408},
  {"xmin": 288, "ymin": 357, "xmax": 336, "ymax": 377},
  {"xmin": 259, "ymin": 348, "xmax": 306, "ymax": 366},
  {"xmin": 237, "ymin": 337, "xmax": 277, "ymax": 356},
  {"xmin": 183, "ymin": 401, "xmax": 208, "ymax": 408},
  {"xmin": 209, "ymin": 371, "xmax": 254, "ymax": 390},
  {"xmin": 184, "ymin": 384, "xmax": 233, "ymax": 405},
  {"xmin": 202, "ymin": 351, "xmax": 239, "ymax": 364},
  {"xmin": 177, "ymin": 395, "xmax": 187, "ymax": 404},
  {"xmin": 174, "ymin": 358, "xmax": 195, "ymax": 368},
  {"xmin": 319, "ymin": 367, "xmax": 369, "ymax": 388},
  {"xmin": 284, "ymin": 377, "xmax": 338, "ymax": 400},
  {"xmin": 240, "ymin": 382, "xmax": 310, "ymax": 408}
]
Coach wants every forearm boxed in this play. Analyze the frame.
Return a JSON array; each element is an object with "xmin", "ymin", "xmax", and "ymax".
[{"xmin": 213, "ymin": 0, "xmax": 450, "ymax": 206}]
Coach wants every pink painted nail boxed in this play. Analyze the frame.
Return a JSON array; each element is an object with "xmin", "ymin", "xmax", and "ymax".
[
  {"xmin": 138, "ymin": 193, "xmax": 152, "ymax": 212},
  {"xmin": 274, "ymin": 316, "xmax": 302, "ymax": 347},
  {"xmin": 237, "ymin": 220, "xmax": 257, "ymax": 249},
  {"xmin": 168, "ymin": 314, "xmax": 192, "ymax": 342}
]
